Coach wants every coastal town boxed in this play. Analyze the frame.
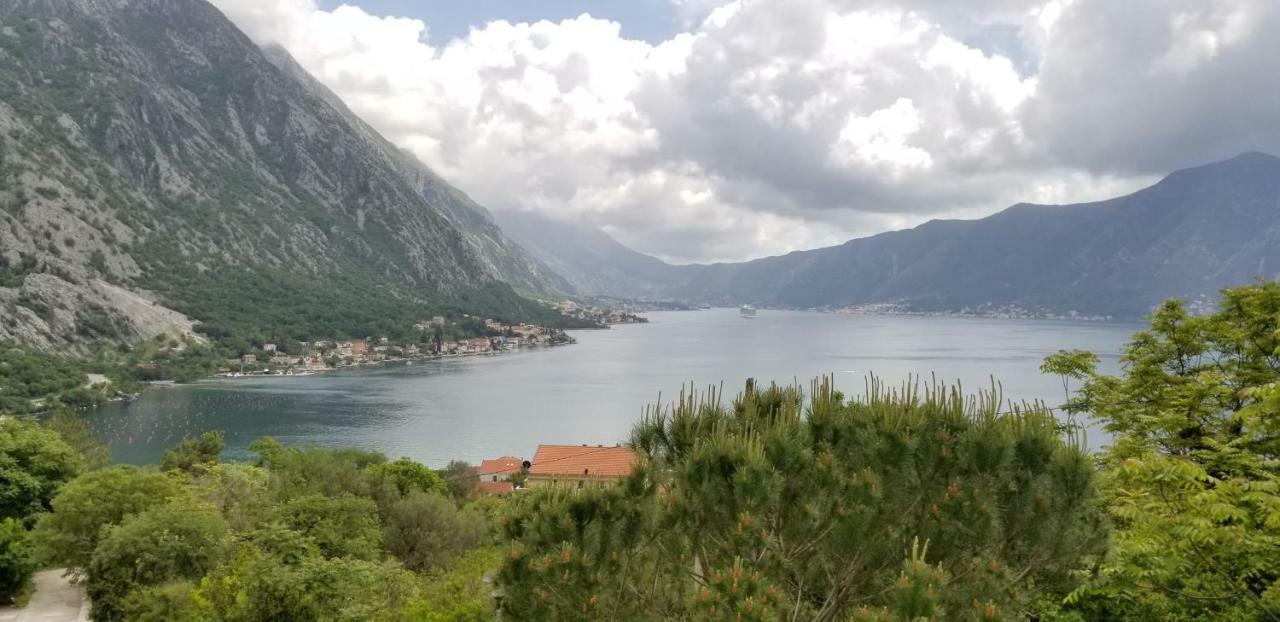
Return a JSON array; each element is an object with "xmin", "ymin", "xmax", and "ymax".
[{"xmin": 213, "ymin": 301, "xmax": 648, "ymax": 378}]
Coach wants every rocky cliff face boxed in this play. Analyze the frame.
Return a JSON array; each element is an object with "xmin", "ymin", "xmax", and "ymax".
[{"xmin": 0, "ymin": 0, "xmax": 568, "ymax": 350}]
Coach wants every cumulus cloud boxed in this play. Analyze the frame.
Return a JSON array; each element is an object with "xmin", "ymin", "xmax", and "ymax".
[
  {"xmin": 1026, "ymin": 0, "xmax": 1280, "ymax": 174},
  {"xmin": 209, "ymin": 0, "xmax": 1279, "ymax": 263}
]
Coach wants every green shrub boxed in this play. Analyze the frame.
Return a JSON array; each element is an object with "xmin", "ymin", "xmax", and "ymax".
[
  {"xmin": 0, "ymin": 518, "xmax": 35, "ymax": 604},
  {"xmin": 161, "ymin": 431, "xmax": 224, "ymax": 475},
  {"xmin": 367, "ymin": 457, "xmax": 446, "ymax": 498},
  {"xmin": 383, "ymin": 491, "xmax": 485, "ymax": 572},
  {"xmin": 0, "ymin": 417, "xmax": 84, "ymax": 523},
  {"xmin": 34, "ymin": 466, "xmax": 182, "ymax": 571},
  {"xmin": 191, "ymin": 548, "xmax": 417, "ymax": 622},
  {"xmin": 87, "ymin": 502, "xmax": 229, "ymax": 622},
  {"xmin": 269, "ymin": 494, "xmax": 382, "ymax": 561}
]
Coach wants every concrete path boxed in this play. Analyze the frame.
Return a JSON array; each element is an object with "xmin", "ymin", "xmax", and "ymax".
[{"xmin": 0, "ymin": 570, "xmax": 88, "ymax": 622}]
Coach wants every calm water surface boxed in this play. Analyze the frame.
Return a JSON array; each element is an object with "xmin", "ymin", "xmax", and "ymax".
[{"xmin": 88, "ymin": 309, "xmax": 1141, "ymax": 465}]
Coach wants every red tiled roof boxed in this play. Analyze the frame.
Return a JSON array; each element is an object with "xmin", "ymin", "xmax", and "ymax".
[
  {"xmin": 478, "ymin": 456, "xmax": 524, "ymax": 476},
  {"xmin": 475, "ymin": 481, "xmax": 514, "ymax": 495},
  {"xmin": 528, "ymin": 444, "xmax": 636, "ymax": 478}
]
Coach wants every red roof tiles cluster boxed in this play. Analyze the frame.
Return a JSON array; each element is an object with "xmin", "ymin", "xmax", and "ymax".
[
  {"xmin": 478, "ymin": 455, "xmax": 524, "ymax": 477},
  {"xmin": 528, "ymin": 444, "xmax": 636, "ymax": 478},
  {"xmin": 475, "ymin": 480, "xmax": 514, "ymax": 495}
]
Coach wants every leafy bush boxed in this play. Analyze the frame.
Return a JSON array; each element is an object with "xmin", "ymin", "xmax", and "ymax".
[
  {"xmin": 87, "ymin": 502, "xmax": 229, "ymax": 622},
  {"xmin": 405, "ymin": 547, "xmax": 502, "ymax": 622},
  {"xmin": 161, "ymin": 430, "xmax": 224, "ymax": 474},
  {"xmin": 251, "ymin": 438, "xmax": 387, "ymax": 500},
  {"xmin": 34, "ymin": 466, "xmax": 182, "ymax": 571},
  {"xmin": 0, "ymin": 417, "xmax": 84, "ymax": 523},
  {"xmin": 1052, "ymin": 282, "xmax": 1280, "ymax": 619},
  {"xmin": 441, "ymin": 460, "xmax": 478, "ymax": 501},
  {"xmin": 367, "ymin": 457, "xmax": 446, "ymax": 498},
  {"xmin": 269, "ymin": 494, "xmax": 383, "ymax": 561},
  {"xmin": 384, "ymin": 491, "xmax": 485, "ymax": 572},
  {"xmin": 0, "ymin": 518, "xmax": 35, "ymax": 604},
  {"xmin": 188, "ymin": 548, "xmax": 418, "ymax": 622}
]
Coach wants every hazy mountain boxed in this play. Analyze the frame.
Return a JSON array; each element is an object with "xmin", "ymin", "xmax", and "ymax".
[
  {"xmin": 0, "ymin": 0, "xmax": 569, "ymax": 350},
  {"xmin": 664, "ymin": 152, "xmax": 1280, "ymax": 317},
  {"xmin": 506, "ymin": 153, "xmax": 1280, "ymax": 319},
  {"xmin": 492, "ymin": 210, "xmax": 678, "ymax": 299}
]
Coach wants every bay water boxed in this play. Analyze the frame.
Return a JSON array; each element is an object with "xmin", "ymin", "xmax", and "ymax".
[{"xmin": 87, "ymin": 309, "xmax": 1140, "ymax": 466}]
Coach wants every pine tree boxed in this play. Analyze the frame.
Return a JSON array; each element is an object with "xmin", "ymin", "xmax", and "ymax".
[{"xmin": 499, "ymin": 377, "xmax": 1105, "ymax": 620}]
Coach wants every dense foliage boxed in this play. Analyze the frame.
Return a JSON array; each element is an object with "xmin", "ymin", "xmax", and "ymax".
[
  {"xmin": 0, "ymin": 417, "xmax": 86, "ymax": 602},
  {"xmin": 34, "ymin": 466, "xmax": 184, "ymax": 571},
  {"xmin": 166, "ymin": 270, "xmax": 591, "ymax": 345},
  {"xmin": 86, "ymin": 503, "xmax": 230, "ymax": 621},
  {"xmin": 0, "ymin": 339, "xmax": 220, "ymax": 414},
  {"xmin": 30, "ymin": 439, "xmax": 504, "ymax": 621},
  {"xmin": 500, "ymin": 378, "xmax": 1105, "ymax": 620},
  {"xmin": 0, "ymin": 344, "xmax": 112, "ymax": 413},
  {"xmin": 1049, "ymin": 281, "xmax": 1280, "ymax": 619},
  {"xmin": 160, "ymin": 431, "xmax": 224, "ymax": 475},
  {"xmin": 0, "ymin": 418, "xmax": 84, "ymax": 524},
  {"xmin": 0, "ymin": 518, "xmax": 35, "ymax": 604}
]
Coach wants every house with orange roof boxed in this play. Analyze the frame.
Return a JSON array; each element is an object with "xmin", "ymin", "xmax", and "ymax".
[
  {"xmin": 478, "ymin": 456, "xmax": 525, "ymax": 483},
  {"xmin": 525, "ymin": 444, "xmax": 637, "ymax": 490}
]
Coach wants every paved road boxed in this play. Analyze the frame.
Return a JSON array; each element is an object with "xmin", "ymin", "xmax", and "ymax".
[{"xmin": 0, "ymin": 570, "xmax": 88, "ymax": 622}]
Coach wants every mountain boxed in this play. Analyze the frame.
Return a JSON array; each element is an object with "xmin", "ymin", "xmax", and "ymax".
[
  {"xmin": 0, "ymin": 0, "xmax": 570, "ymax": 351},
  {"xmin": 504, "ymin": 153, "xmax": 1280, "ymax": 319},
  {"xmin": 667, "ymin": 152, "xmax": 1280, "ymax": 317},
  {"xmin": 492, "ymin": 210, "xmax": 679, "ymax": 299}
]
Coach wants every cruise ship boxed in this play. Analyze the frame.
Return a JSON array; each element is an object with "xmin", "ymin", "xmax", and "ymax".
[{"xmin": 740, "ymin": 305, "xmax": 757, "ymax": 318}]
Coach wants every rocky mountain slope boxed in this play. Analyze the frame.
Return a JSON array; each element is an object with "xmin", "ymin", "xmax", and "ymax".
[
  {"xmin": 0, "ymin": 0, "xmax": 569, "ymax": 351},
  {"xmin": 512, "ymin": 153, "xmax": 1280, "ymax": 319},
  {"xmin": 493, "ymin": 210, "xmax": 679, "ymax": 299}
]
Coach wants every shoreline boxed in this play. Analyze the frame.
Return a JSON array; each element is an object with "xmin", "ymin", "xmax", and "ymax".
[{"xmin": 210, "ymin": 339, "xmax": 578, "ymax": 380}]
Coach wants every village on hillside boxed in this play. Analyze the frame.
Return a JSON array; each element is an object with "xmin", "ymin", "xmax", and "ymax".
[{"xmin": 554, "ymin": 300, "xmax": 650, "ymax": 325}]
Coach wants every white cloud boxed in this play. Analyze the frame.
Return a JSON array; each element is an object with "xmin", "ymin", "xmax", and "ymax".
[{"xmin": 210, "ymin": 0, "xmax": 1280, "ymax": 263}]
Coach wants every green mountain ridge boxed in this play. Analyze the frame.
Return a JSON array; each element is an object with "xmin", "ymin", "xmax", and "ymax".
[{"xmin": 0, "ymin": 0, "xmax": 571, "ymax": 351}]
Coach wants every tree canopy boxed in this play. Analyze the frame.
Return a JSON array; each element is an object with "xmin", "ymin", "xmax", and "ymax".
[
  {"xmin": 0, "ymin": 417, "xmax": 84, "ymax": 524},
  {"xmin": 30, "ymin": 440, "xmax": 501, "ymax": 621},
  {"xmin": 1048, "ymin": 282, "xmax": 1280, "ymax": 619},
  {"xmin": 34, "ymin": 466, "xmax": 184, "ymax": 572},
  {"xmin": 499, "ymin": 377, "xmax": 1106, "ymax": 620}
]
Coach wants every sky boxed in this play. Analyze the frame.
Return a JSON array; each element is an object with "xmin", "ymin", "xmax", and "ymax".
[{"xmin": 211, "ymin": 0, "xmax": 1280, "ymax": 264}]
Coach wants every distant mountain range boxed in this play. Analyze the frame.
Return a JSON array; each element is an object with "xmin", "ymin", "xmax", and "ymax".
[
  {"xmin": 503, "ymin": 152, "xmax": 1280, "ymax": 319},
  {"xmin": 0, "ymin": 0, "xmax": 569, "ymax": 350},
  {"xmin": 493, "ymin": 210, "xmax": 680, "ymax": 300}
]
